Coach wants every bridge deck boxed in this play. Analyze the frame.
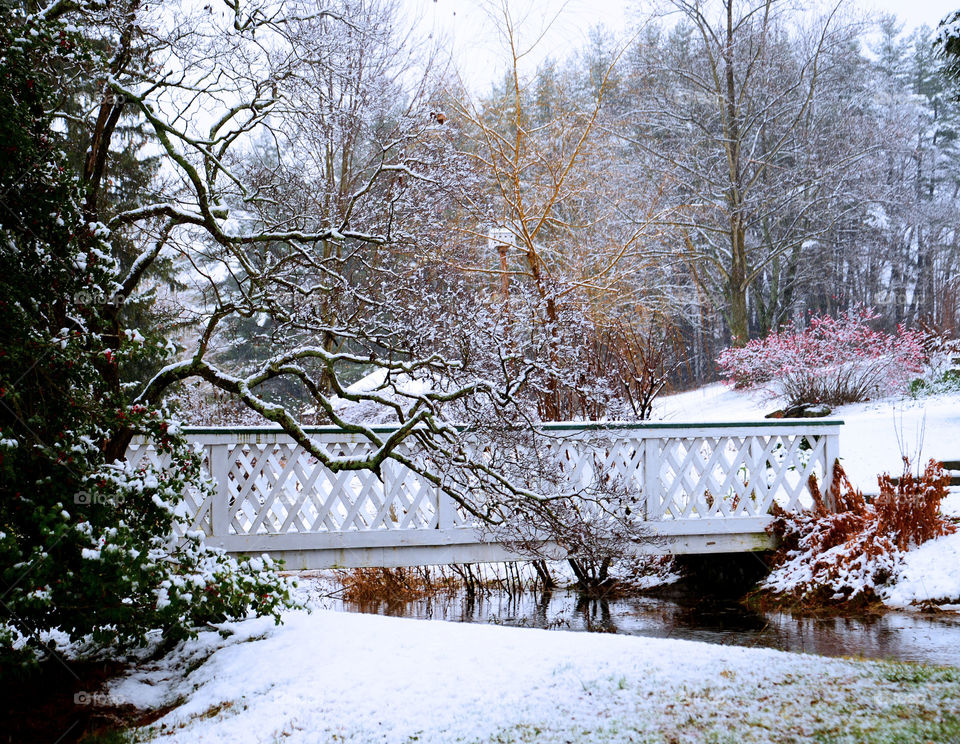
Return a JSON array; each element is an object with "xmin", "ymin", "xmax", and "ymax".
[{"xmin": 128, "ymin": 420, "xmax": 841, "ymax": 568}]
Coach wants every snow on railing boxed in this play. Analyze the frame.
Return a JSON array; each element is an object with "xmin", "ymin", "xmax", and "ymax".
[{"xmin": 127, "ymin": 421, "xmax": 841, "ymax": 566}]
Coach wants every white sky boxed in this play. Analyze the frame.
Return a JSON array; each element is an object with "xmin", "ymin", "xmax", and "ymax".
[{"xmin": 409, "ymin": 0, "xmax": 960, "ymax": 92}]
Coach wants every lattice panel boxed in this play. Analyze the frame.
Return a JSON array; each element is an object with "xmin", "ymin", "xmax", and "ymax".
[
  {"xmin": 220, "ymin": 442, "xmax": 460, "ymax": 535},
  {"xmin": 129, "ymin": 426, "xmax": 837, "ymax": 543},
  {"xmin": 572, "ymin": 438, "xmax": 645, "ymax": 492},
  {"xmin": 123, "ymin": 443, "xmax": 214, "ymax": 536},
  {"xmin": 649, "ymin": 434, "xmax": 827, "ymax": 520},
  {"xmin": 542, "ymin": 437, "xmax": 646, "ymax": 506}
]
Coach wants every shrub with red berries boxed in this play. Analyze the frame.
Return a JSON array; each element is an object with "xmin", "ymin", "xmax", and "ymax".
[{"xmin": 716, "ymin": 308, "xmax": 925, "ymax": 406}]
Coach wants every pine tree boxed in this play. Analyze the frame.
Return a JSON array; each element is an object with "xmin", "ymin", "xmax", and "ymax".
[{"xmin": 936, "ymin": 10, "xmax": 960, "ymax": 89}]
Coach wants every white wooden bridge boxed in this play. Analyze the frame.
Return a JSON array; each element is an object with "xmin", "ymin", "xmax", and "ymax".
[{"xmin": 128, "ymin": 421, "xmax": 841, "ymax": 569}]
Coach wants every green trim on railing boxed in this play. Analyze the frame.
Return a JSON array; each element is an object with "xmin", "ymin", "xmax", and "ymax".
[
  {"xmin": 180, "ymin": 419, "xmax": 843, "ymax": 436},
  {"xmin": 489, "ymin": 420, "xmax": 844, "ymax": 431}
]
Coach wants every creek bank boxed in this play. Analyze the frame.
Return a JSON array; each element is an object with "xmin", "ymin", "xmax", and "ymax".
[{"xmin": 319, "ymin": 573, "xmax": 960, "ymax": 667}]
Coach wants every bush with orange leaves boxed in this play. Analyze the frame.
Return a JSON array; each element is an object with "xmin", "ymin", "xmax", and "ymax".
[{"xmin": 761, "ymin": 459, "xmax": 956, "ymax": 607}]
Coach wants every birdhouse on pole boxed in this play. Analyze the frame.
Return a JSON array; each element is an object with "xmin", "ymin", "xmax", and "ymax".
[
  {"xmin": 487, "ymin": 227, "xmax": 514, "ymax": 251},
  {"xmin": 487, "ymin": 227, "xmax": 514, "ymax": 299}
]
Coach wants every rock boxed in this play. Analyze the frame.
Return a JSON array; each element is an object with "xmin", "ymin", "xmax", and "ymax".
[{"xmin": 765, "ymin": 403, "xmax": 832, "ymax": 419}]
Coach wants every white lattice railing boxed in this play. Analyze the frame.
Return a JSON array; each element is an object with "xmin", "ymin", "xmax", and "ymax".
[{"xmin": 126, "ymin": 421, "xmax": 841, "ymax": 567}]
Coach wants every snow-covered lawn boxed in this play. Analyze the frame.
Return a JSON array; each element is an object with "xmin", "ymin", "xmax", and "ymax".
[{"xmin": 114, "ymin": 608, "xmax": 960, "ymax": 744}]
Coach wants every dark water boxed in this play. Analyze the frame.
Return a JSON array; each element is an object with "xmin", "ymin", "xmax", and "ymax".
[{"xmin": 335, "ymin": 590, "xmax": 960, "ymax": 667}]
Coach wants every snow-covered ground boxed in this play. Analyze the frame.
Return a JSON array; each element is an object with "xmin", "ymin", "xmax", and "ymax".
[
  {"xmin": 883, "ymin": 531, "xmax": 960, "ymax": 607},
  {"xmin": 112, "ymin": 606, "xmax": 960, "ymax": 744}
]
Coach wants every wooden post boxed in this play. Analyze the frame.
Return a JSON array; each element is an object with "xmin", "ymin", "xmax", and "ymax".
[
  {"xmin": 209, "ymin": 443, "xmax": 230, "ymax": 545},
  {"xmin": 822, "ymin": 432, "xmax": 839, "ymax": 512},
  {"xmin": 643, "ymin": 437, "xmax": 660, "ymax": 520},
  {"xmin": 487, "ymin": 226, "xmax": 512, "ymax": 301},
  {"xmin": 497, "ymin": 244, "xmax": 510, "ymax": 300}
]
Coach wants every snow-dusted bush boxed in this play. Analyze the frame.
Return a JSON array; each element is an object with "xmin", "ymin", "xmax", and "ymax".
[
  {"xmin": 762, "ymin": 460, "xmax": 955, "ymax": 606},
  {"xmin": 717, "ymin": 309, "xmax": 925, "ymax": 406},
  {"xmin": 908, "ymin": 323, "xmax": 960, "ymax": 396}
]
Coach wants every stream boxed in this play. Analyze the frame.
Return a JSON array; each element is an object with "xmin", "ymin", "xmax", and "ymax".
[{"xmin": 331, "ymin": 589, "xmax": 960, "ymax": 667}]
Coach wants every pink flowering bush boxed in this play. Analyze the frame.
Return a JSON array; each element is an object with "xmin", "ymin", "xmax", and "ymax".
[{"xmin": 717, "ymin": 309, "xmax": 925, "ymax": 406}]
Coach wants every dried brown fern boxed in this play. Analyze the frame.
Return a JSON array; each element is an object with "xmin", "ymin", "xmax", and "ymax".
[
  {"xmin": 764, "ymin": 459, "xmax": 956, "ymax": 605},
  {"xmin": 876, "ymin": 458, "xmax": 954, "ymax": 551}
]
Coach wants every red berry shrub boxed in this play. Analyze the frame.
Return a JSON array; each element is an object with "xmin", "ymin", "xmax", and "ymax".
[{"xmin": 717, "ymin": 308, "xmax": 925, "ymax": 406}]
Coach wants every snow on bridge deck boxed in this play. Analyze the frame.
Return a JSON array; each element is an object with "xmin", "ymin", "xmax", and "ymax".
[{"xmin": 128, "ymin": 421, "xmax": 841, "ymax": 568}]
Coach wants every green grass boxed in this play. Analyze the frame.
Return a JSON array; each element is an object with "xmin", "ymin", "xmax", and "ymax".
[
  {"xmin": 79, "ymin": 732, "xmax": 137, "ymax": 744},
  {"xmin": 879, "ymin": 661, "xmax": 960, "ymax": 685},
  {"xmin": 475, "ymin": 658, "xmax": 960, "ymax": 744},
  {"xmin": 812, "ymin": 712, "xmax": 960, "ymax": 744}
]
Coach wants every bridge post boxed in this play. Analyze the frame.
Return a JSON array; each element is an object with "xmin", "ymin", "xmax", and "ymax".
[
  {"xmin": 208, "ymin": 443, "xmax": 230, "ymax": 542},
  {"xmin": 436, "ymin": 486, "xmax": 456, "ymax": 529},
  {"xmin": 643, "ymin": 437, "xmax": 660, "ymax": 520},
  {"xmin": 822, "ymin": 432, "xmax": 839, "ymax": 511},
  {"xmin": 749, "ymin": 437, "xmax": 765, "ymax": 505}
]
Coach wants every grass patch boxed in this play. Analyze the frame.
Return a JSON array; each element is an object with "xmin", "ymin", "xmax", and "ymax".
[
  {"xmin": 79, "ymin": 731, "xmax": 137, "ymax": 744},
  {"xmin": 476, "ymin": 658, "xmax": 960, "ymax": 744},
  {"xmin": 908, "ymin": 370, "xmax": 960, "ymax": 397},
  {"xmin": 812, "ymin": 711, "xmax": 960, "ymax": 743},
  {"xmin": 880, "ymin": 661, "xmax": 960, "ymax": 685}
]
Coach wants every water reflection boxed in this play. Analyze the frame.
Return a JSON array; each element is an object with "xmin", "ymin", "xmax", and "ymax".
[{"xmin": 338, "ymin": 590, "xmax": 960, "ymax": 666}]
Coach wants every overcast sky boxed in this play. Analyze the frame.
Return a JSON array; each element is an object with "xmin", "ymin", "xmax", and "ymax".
[{"xmin": 412, "ymin": 0, "xmax": 960, "ymax": 92}]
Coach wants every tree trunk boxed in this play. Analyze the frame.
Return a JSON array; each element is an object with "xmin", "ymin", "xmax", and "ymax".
[{"xmin": 727, "ymin": 217, "xmax": 750, "ymax": 346}]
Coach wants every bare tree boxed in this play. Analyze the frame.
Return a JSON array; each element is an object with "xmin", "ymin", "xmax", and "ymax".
[
  {"xmin": 448, "ymin": 2, "xmax": 675, "ymax": 422},
  {"xmin": 619, "ymin": 0, "xmax": 870, "ymax": 344},
  {"xmin": 40, "ymin": 0, "xmax": 658, "ymax": 563},
  {"xmin": 54, "ymin": 0, "xmax": 516, "ymax": 513}
]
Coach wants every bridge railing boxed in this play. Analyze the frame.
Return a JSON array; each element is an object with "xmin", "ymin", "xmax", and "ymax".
[{"xmin": 127, "ymin": 420, "xmax": 841, "ymax": 566}]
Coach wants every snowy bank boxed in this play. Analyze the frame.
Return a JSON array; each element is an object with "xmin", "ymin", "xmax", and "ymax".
[
  {"xmin": 112, "ymin": 609, "xmax": 960, "ymax": 744},
  {"xmin": 655, "ymin": 385, "xmax": 960, "ymax": 609},
  {"xmin": 882, "ymin": 532, "xmax": 960, "ymax": 608}
]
